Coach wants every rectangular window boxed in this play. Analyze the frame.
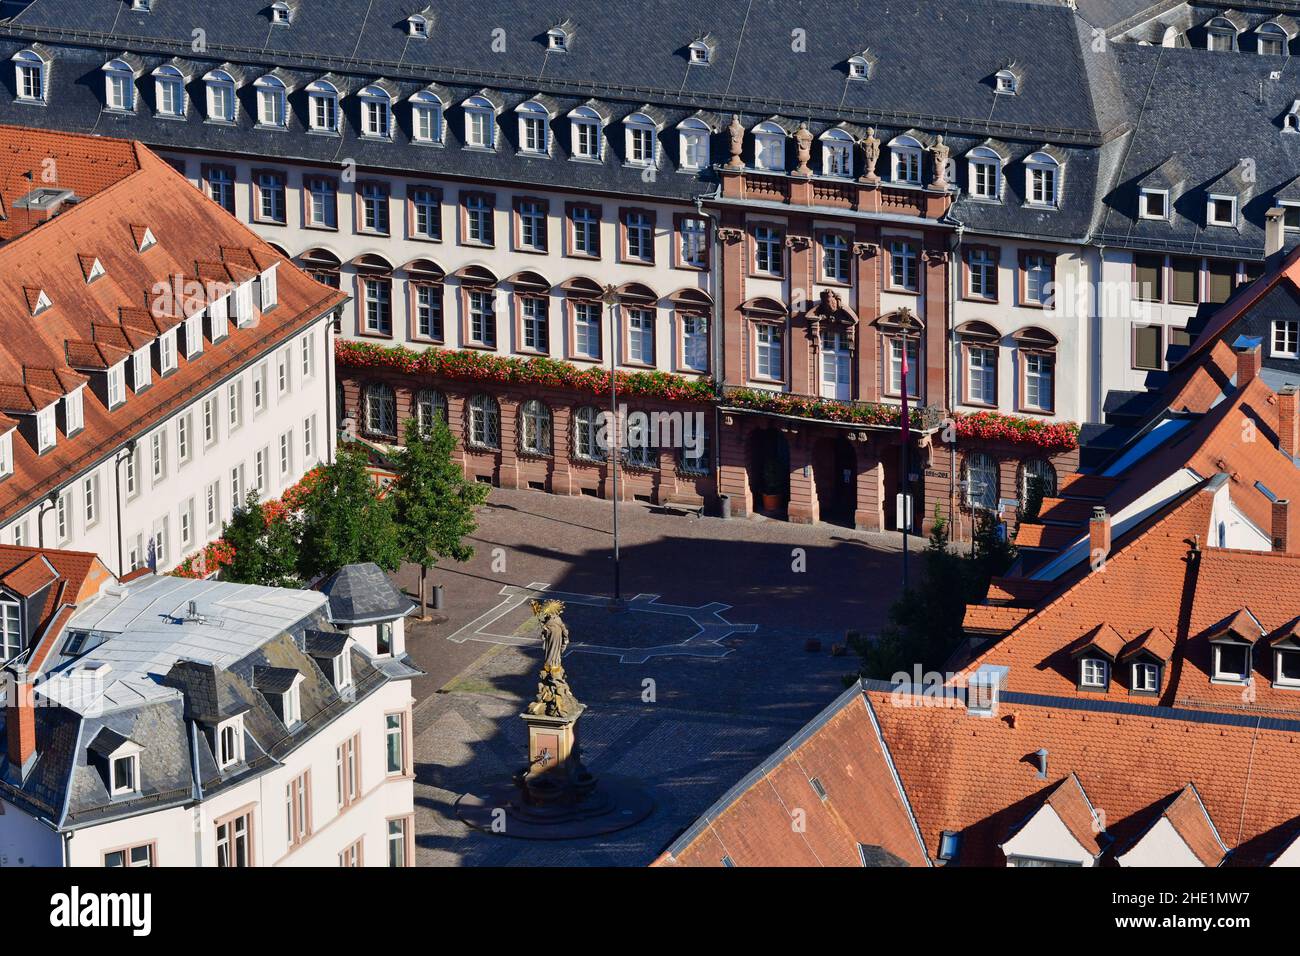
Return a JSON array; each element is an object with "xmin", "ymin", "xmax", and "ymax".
[
  {"xmin": 1, "ymin": 601, "xmax": 20, "ymax": 663},
  {"xmin": 1022, "ymin": 253, "xmax": 1054, "ymax": 306},
  {"xmin": 387, "ymin": 817, "xmax": 411, "ymax": 867},
  {"xmin": 413, "ymin": 103, "xmax": 441, "ymax": 142},
  {"xmin": 227, "ymin": 382, "xmax": 242, "ymax": 430},
  {"xmin": 521, "ymin": 297, "xmax": 548, "ymax": 352},
  {"xmin": 336, "ymin": 734, "xmax": 361, "ymax": 809},
  {"xmin": 573, "ymin": 302, "xmax": 601, "ymax": 359},
  {"xmin": 256, "ymin": 171, "xmax": 286, "ymax": 223},
  {"xmin": 1274, "ymin": 320, "xmax": 1300, "ymax": 358},
  {"xmin": 415, "ymin": 284, "xmax": 443, "ymax": 340},
  {"xmin": 411, "ymin": 188, "xmax": 442, "ymax": 240},
  {"xmin": 305, "ymin": 177, "xmax": 338, "ymax": 229},
  {"xmin": 230, "ymin": 465, "xmax": 244, "ymax": 506},
  {"xmin": 627, "ymin": 308, "xmax": 655, "ymax": 364},
  {"xmin": 754, "ymin": 226, "xmax": 783, "ymax": 276},
  {"xmin": 678, "ymin": 217, "xmax": 709, "ymax": 269},
  {"xmin": 821, "ymin": 234, "xmax": 850, "ymax": 284},
  {"xmin": 276, "ymin": 350, "xmax": 289, "ymax": 395},
  {"xmin": 468, "ymin": 290, "xmax": 496, "ymax": 346},
  {"xmin": 304, "ymin": 415, "xmax": 316, "ymax": 462},
  {"xmin": 83, "ymin": 475, "xmax": 98, "ymax": 527},
  {"xmin": 970, "ymin": 159, "xmax": 999, "ymax": 199},
  {"xmin": 203, "ymin": 396, "xmax": 217, "ymax": 445},
  {"xmin": 254, "ymin": 448, "xmax": 267, "ymax": 493},
  {"xmin": 1170, "ymin": 256, "xmax": 1201, "ymax": 305},
  {"xmin": 300, "ymin": 336, "xmax": 314, "ymax": 378},
  {"xmin": 681, "ymin": 315, "xmax": 708, "ymax": 372},
  {"xmin": 889, "ymin": 240, "xmax": 918, "ymax": 292},
  {"xmin": 967, "ymin": 346, "xmax": 997, "ymax": 405},
  {"xmin": 967, "ymin": 247, "xmax": 998, "ymax": 299},
  {"xmin": 279, "ymin": 431, "xmax": 293, "ymax": 477},
  {"xmin": 339, "ymin": 840, "xmax": 363, "ymax": 867},
  {"xmin": 55, "ymin": 490, "xmax": 70, "ymax": 542},
  {"xmin": 625, "ymin": 210, "xmax": 654, "ymax": 263},
  {"xmin": 1206, "ymin": 260, "xmax": 1237, "ymax": 304},
  {"xmin": 107, "ymin": 365, "xmax": 126, "ymax": 409},
  {"xmin": 1133, "ymin": 325, "xmax": 1164, "ymax": 370},
  {"xmin": 1080, "ymin": 658, "xmax": 1108, "ymax": 688},
  {"xmin": 150, "ymin": 431, "xmax": 166, "ymax": 482},
  {"xmin": 364, "ymin": 279, "xmax": 393, "ymax": 335},
  {"xmin": 205, "ymin": 166, "xmax": 235, "ymax": 215},
  {"xmin": 180, "ymin": 497, "xmax": 194, "ymax": 549},
  {"xmin": 215, "ymin": 811, "xmax": 253, "ymax": 867},
  {"xmin": 205, "ymin": 481, "xmax": 220, "ymax": 528},
  {"xmin": 104, "ymin": 844, "xmax": 154, "ymax": 868},
  {"xmin": 889, "ymin": 337, "xmax": 919, "ymax": 398},
  {"xmin": 1024, "ymin": 352, "xmax": 1054, "ymax": 411},
  {"xmin": 177, "ymin": 413, "xmax": 191, "ymax": 463},
  {"xmin": 286, "ymin": 770, "xmax": 311, "ymax": 848},
  {"xmin": 517, "ymin": 199, "xmax": 547, "ymax": 252},
  {"xmin": 361, "ymin": 182, "xmax": 390, "ymax": 234},
  {"xmin": 1134, "ymin": 253, "xmax": 1164, "ymax": 302},
  {"xmin": 252, "ymin": 364, "xmax": 267, "ymax": 412},
  {"xmin": 385, "ymin": 713, "xmax": 408, "ymax": 775},
  {"xmin": 570, "ymin": 204, "xmax": 600, "ymax": 256},
  {"xmin": 754, "ymin": 324, "xmax": 783, "ymax": 380},
  {"xmin": 464, "ymin": 193, "xmax": 495, "ymax": 245}
]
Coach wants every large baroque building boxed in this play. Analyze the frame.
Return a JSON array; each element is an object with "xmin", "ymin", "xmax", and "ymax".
[
  {"xmin": 0, "ymin": 121, "xmax": 345, "ymax": 590},
  {"xmin": 4, "ymin": 0, "xmax": 1298, "ymax": 537}
]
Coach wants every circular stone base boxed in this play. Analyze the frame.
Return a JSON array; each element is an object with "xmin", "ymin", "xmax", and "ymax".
[{"xmin": 454, "ymin": 777, "xmax": 654, "ymax": 840}]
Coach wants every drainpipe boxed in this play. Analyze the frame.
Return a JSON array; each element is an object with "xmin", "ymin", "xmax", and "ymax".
[
  {"xmin": 113, "ymin": 441, "xmax": 136, "ymax": 577},
  {"xmin": 1094, "ymin": 246, "xmax": 1108, "ymax": 425},
  {"xmin": 35, "ymin": 495, "xmax": 54, "ymax": 549}
]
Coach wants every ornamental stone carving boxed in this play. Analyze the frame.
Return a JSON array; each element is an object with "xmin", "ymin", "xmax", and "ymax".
[
  {"xmin": 930, "ymin": 135, "xmax": 951, "ymax": 189},
  {"xmin": 852, "ymin": 241, "xmax": 879, "ymax": 258},
  {"xmin": 784, "ymin": 234, "xmax": 811, "ymax": 251},
  {"xmin": 717, "ymin": 226, "xmax": 744, "ymax": 244},
  {"xmin": 793, "ymin": 121, "xmax": 814, "ymax": 177},
  {"xmin": 859, "ymin": 127, "xmax": 881, "ymax": 184},
  {"xmin": 804, "ymin": 288, "xmax": 860, "ymax": 349},
  {"xmin": 726, "ymin": 113, "xmax": 745, "ymax": 170}
]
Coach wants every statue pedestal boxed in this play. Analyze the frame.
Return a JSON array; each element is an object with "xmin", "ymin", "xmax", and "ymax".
[{"xmin": 517, "ymin": 706, "xmax": 596, "ymax": 805}]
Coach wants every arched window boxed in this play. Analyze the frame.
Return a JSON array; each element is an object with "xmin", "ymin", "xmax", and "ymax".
[
  {"xmin": 573, "ymin": 406, "xmax": 605, "ymax": 460},
  {"xmin": 413, "ymin": 390, "xmax": 448, "ymax": 431},
  {"xmin": 623, "ymin": 410, "xmax": 657, "ymax": 468},
  {"xmin": 13, "ymin": 49, "xmax": 49, "ymax": 103},
  {"xmin": 463, "ymin": 95, "xmax": 497, "ymax": 149},
  {"xmin": 103, "ymin": 59, "xmax": 137, "ymax": 112},
  {"xmin": 306, "ymin": 79, "xmax": 339, "ymax": 132},
  {"xmin": 364, "ymin": 383, "xmax": 396, "ymax": 439},
  {"xmin": 1019, "ymin": 458, "xmax": 1057, "ymax": 510},
  {"xmin": 467, "ymin": 394, "xmax": 500, "ymax": 449},
  {"xmin": 963, "ymin": 452, "xmax": 1000, "ymax": 512},
  {"xmin": 890, "ymin": 134, "xmax": 923, "ymax": 184},
  {"xmin": 1024, "ymin": 151, "xmax": 1062, "ymax": 208},
  {"xmin": 516, "ymin": 100, "xmax": 552, "ymax": 155},
  {"xmin": 152, "ymin": 64, "xmax": 186, "ymax": 117},
  {"xmin": 752, "ymin": 121, "xmax": 786, "ymax": 171},
  {"xmin": 359, "ymin": 84, "xmax": 393, "ymax": 139},
  {"xmin": 518, "ymin": 400, "xmax": 552, "ymax": 455},
  {"xmin": 1257, "ymin": 21, "xmax": 1290, "ymax": 56},
  {"xmin": 254, "ymin": 74, "xmax": 287, "ymax": 127},
  {"xmin": 624, "ymin": 112, "xmax": 658, "ymax": 166},
  {"xmin": 204, "ymin": 68, "xmax": 236, "ymax": 123},
  {"xmin": 410, "ymin": 88, "xmax": 445, "ymax": 143},
  {"xmin": 677, "ymin": 116, "xmax": 711, "ymax": 170},
  {"xmin": 568, "ymin": 104, "xmax": 604, "ymax": 160},
  {"xmin": 967, "ymin": 145, "xmax": 1004, "ymax": 201},
  {"xmin": 820, "ymin": 127, "xmax": 854, "ymax": 178}
]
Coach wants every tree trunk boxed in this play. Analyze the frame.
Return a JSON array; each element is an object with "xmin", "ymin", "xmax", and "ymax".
[{"xmin": 420, "ymin": 563, "xmax": 429, "ymax": 620}]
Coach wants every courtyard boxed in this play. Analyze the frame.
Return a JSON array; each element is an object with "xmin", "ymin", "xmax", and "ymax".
[{"xmin": 397, "ymin": 487, "xmax": 912, "ymax": 866}]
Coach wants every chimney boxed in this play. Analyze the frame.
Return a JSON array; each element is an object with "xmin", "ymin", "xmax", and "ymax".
[
  {"xmin": 1273, "ymin": 499, "xmax": 1295, "ymax": 553},
  {"xmin": 1281, "ymin": 387, "xmax": 1299, "ymax": 462},
  {"xmin": 1089, "ymin": 506, "xmax": 1111, "ymax": 566},
  {"xmin": 4, "ymin": 667, "xmax": 37, "ymax": 778},
  {"xmin": 1035, "ymin": 747, "xmax": 1049, "ymax": 780},
  {"xmin": 1266, "ymin": 207, "xmax": 1287, "ymax": 259},
  {"xmin": 1236, "ymin": 342, "xmax": 1261, "ymax": 389}
]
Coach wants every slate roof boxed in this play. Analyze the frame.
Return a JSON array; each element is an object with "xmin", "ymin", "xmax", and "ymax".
[{"xmin": 318, "ymin": 562, "xmax": 415, "ymax": 626}]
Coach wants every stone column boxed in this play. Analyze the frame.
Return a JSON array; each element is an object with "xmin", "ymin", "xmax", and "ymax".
[
  {"xmin": 717, "ymin": 415, "xmax": 750, "ymax": 517},
  {"xmin": 854, "ymin": 440, "xmax": 884, "ymax": 531},
  {"xmin": 854, "ymin": 232, "xmax": 882, "ymax": 402},
  {"xmin": 551, "ymin": 404, "xmax": 574, "ymax": 496},
  {"xmin": 497, "ymin": 396, "xmax": 521, "ymax": 490}
]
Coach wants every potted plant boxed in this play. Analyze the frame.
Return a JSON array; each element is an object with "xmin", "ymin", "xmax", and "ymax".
[{"xmin": 761, "ymin": 457, "xmax": 786, "ymax": 512}]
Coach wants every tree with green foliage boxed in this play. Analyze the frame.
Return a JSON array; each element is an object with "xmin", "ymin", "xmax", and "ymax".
[
  {"xmin": 851, "ymin": 505, "xmax": 1018, "ymax": 681},
  {"xmin": 296, "ymin": 448, "xmax": 402, "ymax": 581},
  {"xmin": 219, "ymin": 492, "xmax": 303, "ymax": 588},
  {"xmin": 389, "ymin": 417, "xmax": 489, "ymax": 618}
]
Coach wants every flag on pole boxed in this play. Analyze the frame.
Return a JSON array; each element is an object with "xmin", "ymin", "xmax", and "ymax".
[{"xmin": 899, "ymin": 336, "xmax": 911, "ymax": 441}]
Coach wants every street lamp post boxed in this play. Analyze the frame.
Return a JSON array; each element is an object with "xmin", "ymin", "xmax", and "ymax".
[
  {"xmin": 897, "ymin": 310, "xmax": 920, "ymax": 594},
  {"xmin": 602, "ymin": 284, "xmax": 622, "ymax": 604}
]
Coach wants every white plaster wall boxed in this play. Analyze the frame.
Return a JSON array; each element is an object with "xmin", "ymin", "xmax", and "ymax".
[
  {"xmin": 999, "ymin": 805, "xmax": 1095, "ymax": 867},
  {"xmin": 346, "ymin": 619, "xmax": 406, "ymax": 659},
  {"xmin": 1116, "ymin": 816, "xmax": 1209, "ymax": 867},
  {"xmin": 0, "ymin": 319, "xmax": 334, "ymax": 576},
  {"xmin": 0, "ymin": 797, "xmax": 63, "ymax": 866}
]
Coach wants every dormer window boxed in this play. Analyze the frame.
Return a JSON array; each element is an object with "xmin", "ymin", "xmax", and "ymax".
[
  {"xmin": 890, "ymin": 134, "xmax": 924, "ymax": 184},
  {"xmin": 1206, "ymin": 16, "xmax": 1241, "ymax": 52},
  {"xmin": 0, "ymin": 431, "xmax": 13, "ymax": 484},
  {"xmin": 12, "ymin": 49, "xmax": 49, "ymax": 103},
  {"xmin": 377, "ymin": 621, "xmax": 394, "ymax": 656},
  {"xmin": 107, "ymin": 363, "xmax": 126, "ymax": 409},
  {"xmin": 64, "ymin": 388, "xmax": 84, "ymax": 435},
  {"xmin": 256, "ymin": 667, "xmax": 305, "ymax": 728},
  {"xmin": 270, "ymin": 1, "xmax": 293, "ymax": 24},
  {"xmin": 677, "ymin": 116, "xmax": 711, "ymax": 171},
  {"xmin": 136, "ymin": 227, "xmax": 156, "ymax": 251},
  {"xmin": 967, "ymin": 145, "xmax": 1004, "ymax": 200},
  {"xmin": 283, "ymin": 681, "xmax": 301, "ymax": 726},
  {"xmin": 753, "ymin": 121, "xmax": 786, "ymax": 171},
  {"xmin": 159, "ymin": 330, "xmax": 178, "ymax": 375},
  {"xmin": 1140, "ymin": 187, "xmax": 1169, "ymax": 220},
  {"xmin": 103, "ymin": 59, "xmax": 137, "ymax": 112},
  {"xmin": 216, "ymin": 716, "xmax": 244, "ymax": 768},
  {"xmin": 1213, "ymin": 641, "xmax": 1251, "ymax": 681},
  {"xmin": 334, "ymin": 648, "xmax": 353, "ymax": 690},
  {"xmin": 30, "ymin": 289, "xmax": 52, "ymax": 315},
  {"xmin": 847, "ymin": 51, "xmax": 875, "ymax": 80},
  {"xmin": 133, "ymin": 345, "xmax": 152, "ymax": 392},
  {"xmin": 85, "ymin": 258, "xmax": 105, "ymax": 283},
  {"xmin": 410, "ymin": 89, "xmax": 445, "ymax": 144},
  {"xmin": 1277, "ymin": 646, "xmax": 1300, "ymax": 686},
  {"xmin": 0, "ymin": 597, "xmax": 19, "ymax": 661},
  {"xmin": 306, "ymin": 79, "xmax": 339, "ymax": 133},
  {"xmin": 1208, "ymin": 194, "xmax": 1238, "ymax": 226},
  {"xmin": 463, "ymin": 95, "xmax": 497, "ymax": 149},
  {"xmin": 688, "ymin": 36, "xmax": 717, "ymax": 65},
  {"xmin": 1131, "ymin": 660, "xmax": 1161, "ymax": 693},
  {"xmin": 994, "ymin": 69, "xmax": 1020, "ymax": 95},
  {"xmin": 1257, "ymin": 21, "xmax": 1289, "ymax": 56},
  {"xmin": 408, "ymin": 14, "xmax": 430, "ymax": 38},
  {"xmin": 204, "ymin": 69, "xmax": 236, "ymax": 123},
  {"xmin": 91, "ymin": 728, "xmax": 145, "ymax": 797},
  {"xmin": 184, "ymin": 312, "xmax": 204, "ymax": 356},
  {"xmin": 820, "ymin": 127, "xmax": 854, "ymax": 178},
  {"xmin": 131, "ymin": 0, "xmax": 152, "ymax": 12},
  {"xmin": 36, "ymin": 404, "xmax": 56, "ymax": 452},
  {"xmin": 624, "ymin": 112, "xmax": 659, "ymax": 167},
  {"xmin": 152, "ymin": 63, "xmax": 186, "ymax": 117},
  {"xmin": 1079, "ymin": 657, "xmax": 1109, "ymax": 689},
  {"xmin": 254, "ymin": 74, "xmax": 287, "ymax": 128},
  {"xmin": 938, "ymin": 831, "xmax": 961, "ymax": 862},
  {"xmin": 1024, "ymin": 151, "xmax": 1061, "ymax": 208},
  {"xmin": 516, "ymin": 100, "xmax": 551, "ymax": 155},
  {"xmin": 569, "ymin": 104, "xmax": 603, "ymax": 161},
  {"xmin": 359, "ymin": 84, "xmax": 393, "ymax": 139},
  {"xmin": 111, "ymin": 753, "xmax": 139, "ymax": 795}
]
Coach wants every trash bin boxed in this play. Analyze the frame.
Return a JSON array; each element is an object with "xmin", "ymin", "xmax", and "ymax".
[
  {"xmin": 432, "ymin": 584, "xmax": 445, "ymax": 611},
  {"xmin": 719, "ymin": 493, "xmax": 732, "ymax": 519}
]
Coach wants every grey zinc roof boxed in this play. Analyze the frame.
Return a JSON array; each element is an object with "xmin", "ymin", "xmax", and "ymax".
[
  {"xmin": 318, "ymin": 563, "xmax": 415, "ymax": 625},
  {"xmin": 43, "ymin": 575, "xmax": 327, "ymax": 715}
]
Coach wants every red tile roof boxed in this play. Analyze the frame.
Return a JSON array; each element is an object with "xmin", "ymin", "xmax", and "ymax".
[
  {"xmin": 0, "ymin": 124, "xmax": 347, "ymax": 521},
  {"xmin": 653, "ymin": 689, "xmax": 929, "ymax": 868},
  {"xmin": 0, "ymin": 545, "xmax": 111, "ymax": 672}
]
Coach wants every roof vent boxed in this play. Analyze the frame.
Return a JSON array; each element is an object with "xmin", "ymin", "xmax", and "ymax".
[{"xmin": 1035, "ymin": 747, "xmax": 1049, "ymax": 779}]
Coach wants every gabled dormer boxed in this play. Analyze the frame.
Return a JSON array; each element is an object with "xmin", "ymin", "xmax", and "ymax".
[
  {"xmin": 88, "ymin": 725, "xmax": 142, "ymax": 798},
  {"xmin": 1115, "ymin": 784, "xmax": 1227, "ymax": 867},
  {"xmin": 1206, "ymin": 608, "xmax": 1263, "ymax": 682},
  {"xmin": 130, "ymin": 223, "xmax": 156, "ymax": 252},
  {"xmin": 0, "ymin": 422, "xmax": 14, "ymax": 484},
  {"xmin": 254, "ymin": 666, "xmax": 304, "ymax": 729},
  {"xmin": 546, "ymin": 18, "xmax": 576, "ymax": 52},
  {"xmin": 1136, "ymin": 155, "xmax": 1187, "ymax": 221},
  {"xmin": 1069, "ymin": 623, "xmax": 1126, "ymax": 691},
  {"xmin": 1118, "ymin": 627, "xmax": 1173, "ymax": 695},
  {"xmin": 24, "ymin": 287, "xmax": 51, "ymax": 317},
  {"xmin": 305, "ymin": 629, "xmax": 353, "ymax": 692},
  {"xmin": 79, "ymin": 254, "xmax": 105, "ymax": 283},
  {"xmin": 846, "ymin": 49, "xmax": 877, "ymax": 80},
  {"xmin": 999, "ymin": 773, "xmax": 1105, "ymax": 867}
]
